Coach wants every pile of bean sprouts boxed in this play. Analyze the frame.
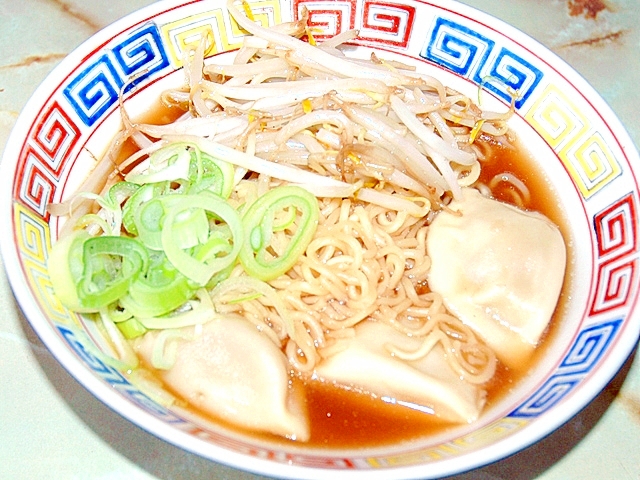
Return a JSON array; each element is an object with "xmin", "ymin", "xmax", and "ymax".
[{"xmin": 51, "ymin": 0, "xmax": 529, "ymax": 386}]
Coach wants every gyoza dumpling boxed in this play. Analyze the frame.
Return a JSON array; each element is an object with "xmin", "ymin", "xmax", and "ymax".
[
  {"xmin": 134, "ymin": 315, "xmax": 309, "ymax": 441},
  {"xmin": 426, "ymin": 187, "xmax": 566, "ymax": 369},
  {"xmin": 314, "ymin": 321, "xmax": 486, "ymax": 423}
]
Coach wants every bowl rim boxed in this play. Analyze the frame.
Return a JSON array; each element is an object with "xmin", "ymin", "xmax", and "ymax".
[{"xmin": 1, "ymin": 0, "xmax": 639, "ymax": 478}]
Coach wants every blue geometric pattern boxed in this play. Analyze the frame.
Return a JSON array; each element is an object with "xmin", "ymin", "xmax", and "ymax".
[
  {"xmin": 63, "ymin": 23, "xmax": 170, "ymax": 127},
  {"xmin": 473, "ymin": 48, "xmax": 543, "ymax": 109},
  {"xmin": 63, "ymin": 54, "xmax": 123, "ymax": 127},
  {"xmin": 559, "ymin": 321, "xmax": 623, "ymax": 374},
  {"xmin": 510, "ymin": 318, "xmax": 622, "ymax": 417},
  {"xmin": 421, "ymin": 17, "xmax": 543, "ymax": 109},
  {"xmin": 56, "ymin": 324, "xmax": 186, "ymax": 424},
  {"xmin": 422, "ymin": 17, "xmax": 494, "ymax": 77}
]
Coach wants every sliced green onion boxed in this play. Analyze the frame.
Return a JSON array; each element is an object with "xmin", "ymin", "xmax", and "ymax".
[
  {"xmin": 47, "ymin": 229, "xmax": 92, "ymax": 312},
  {"xmin": 107, "ymin": 181, "xmax": 140, "ymax": 208},
  {"xmin": 124, "ymin": 143, "xmax": 235, "ymax": 200},
  {"xmin": 76, "ymin": 182, "xmax": 140, "ymax": 235},
  {"xmin": 122, "ymin": 182, "xmax": 169, "ymax": 236},
  {"xmin": 239, "ymin": 185, "xmax": 318, "ymax": 281},
  {"xmin": 76, "ymin": 213, "xmax": 113, "ymax": 236},
  {"xmin": 98, "ymin": 310, "xmax": 141, "ymax": 366},
  {"xmin": 172, "ymin": 206, "xmax": 210, "ymax": 249},
  {"xmin": 271, "ymin": 203, "xmax": 297, "ymax": 232},
  {"xmin": 162, "ymin": 194, "xmax": 244, "ymax": 286},
  {"xmin": 116, "ymin": 317, "xmax": 148, "ymax": 339},
  {"xmin": 120, "ymin": 252, "xmax": 197, "ymax": 318},
  {"xmin": 78, "ymin": 236, "xmax": 148, "ymax": 310},
  {"xmin": 205, "ymin": 261, "xmax": 236, "ymax": 288},
  {"xmin": 188, "ymin": 148, "xmax": 235, "ymax": 198},
  {"xmin": 133, "ymin": 193, "xmax": 212, "ymax": 252},
  {"xmin": 125, "ymin": 143, "xmax": 192, "ymax": 184},
  {"xmin": 137, "ymin": 289, "xmax": 216, "ymax": 329},
  {"xmin": 104, "ymin": 301, "xmax": 134, "ymax": 323},
  {"xmin": 134, "ymin": 197, "xmax": 166, "ymax": 250}
]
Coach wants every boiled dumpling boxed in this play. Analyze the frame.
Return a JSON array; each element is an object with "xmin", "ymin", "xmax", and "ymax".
[
  {"xmin": 426, "ymin": 187, "xmax": 566, "ymax": 369},
  {"xmin": 134, "ymin": 315, "xmax": 309, "ymax": 441},
  {"xmin": 314, "ymin": 321, "xmax": 486, "ymax": 423}
]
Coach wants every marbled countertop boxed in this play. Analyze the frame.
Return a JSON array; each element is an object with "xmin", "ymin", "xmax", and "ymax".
[{"xmin": 1, "ymin": 1, "xmax": 639, "ymax": 479}]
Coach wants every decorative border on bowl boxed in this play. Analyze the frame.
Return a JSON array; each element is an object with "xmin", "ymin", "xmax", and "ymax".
[{"xmin": 7, "ymin": 0, "xmax": 640, "ymax": 473}]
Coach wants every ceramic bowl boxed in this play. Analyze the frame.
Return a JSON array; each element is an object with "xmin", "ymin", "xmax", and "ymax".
[{"xmin": 2, "ymin": 0, "xmax": 639, "ymax": 479}]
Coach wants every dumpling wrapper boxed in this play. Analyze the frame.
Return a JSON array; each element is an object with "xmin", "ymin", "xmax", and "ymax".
[
  {"xmin": 427, "ymin": 187, "xmax": 566, "ymax": 369},
  {"xmin": 134, "ymin": 316, "xmax": 309, "ymax": 441},
  {"xmin": 314, "ymin": 321, "xmax": 486, "ymax": 423}
]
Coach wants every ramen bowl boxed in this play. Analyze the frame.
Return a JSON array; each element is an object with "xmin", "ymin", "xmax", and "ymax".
[{"xmin": 1, "ymin": 0, "xmax": 639, "ymax": 479}]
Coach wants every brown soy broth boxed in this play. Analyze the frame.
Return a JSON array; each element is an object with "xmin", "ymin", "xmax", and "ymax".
[
  {"xmin": 473, "ymin": 132, "xmax": 567, "ymax": 232},
  {"xmin": 128, "ymin": 107, "xmax": 570, "ymax": 449},
  {"xmin": 301, "ymin": 381, "xmax": 451, "ymax": 448},
  {"xmin": 115, "ymin": 102, "xmax": 186, "ymax": 169},
  {"xmin": 288, "ymin": 135, "xmax": 570, "ymax": 449},
  {"xmin": 138, "ymin": 100, "xmax": 185, "ymax": 126}
]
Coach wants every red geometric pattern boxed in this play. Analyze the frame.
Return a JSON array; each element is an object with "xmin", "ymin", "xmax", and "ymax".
[
  {"xmin": 590, "ymin": 256, "xmax": 637, "ymax": 315},
  {"xmin": 295, "ymin": 0, "xmax": 356, "ymax": 38},
  {"xmin": 14, "ymin": 101, "xmax": 81, "ymax": 218},
  {"xmin": 590, "ymin": 192, "xmax": 639, "ymax": 315},
  {"xmin": 359, "ymin": 0, "xmax": 414, "ymax": 48},
  {"xmin": 16, "ymin": 147, "xmax": 57, "ymax": 218},
  {"xmin": 593, "ymin": 192, "xmax": 637, "ymax": 260},
  {"xmin": 31, "ymin": 101, "xmax": 81, "ymax": 176},
  {"xmin": 293, "ymin": 0, "xmax": 414, "ymax": 48}
]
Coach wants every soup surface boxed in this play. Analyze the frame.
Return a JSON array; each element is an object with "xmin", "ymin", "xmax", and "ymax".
[
  {"xmin": 58, "ymin": 19, "xmax": 569, "ymax": 445},
  {"xmin": 124, "ymin": 114, "xmax": 569, "ymax": 449}
]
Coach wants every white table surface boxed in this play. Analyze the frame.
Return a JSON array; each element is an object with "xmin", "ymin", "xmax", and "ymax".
[{"xmin": 1, "ymin": 1, "xmax": 639, "ymax": 479}]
